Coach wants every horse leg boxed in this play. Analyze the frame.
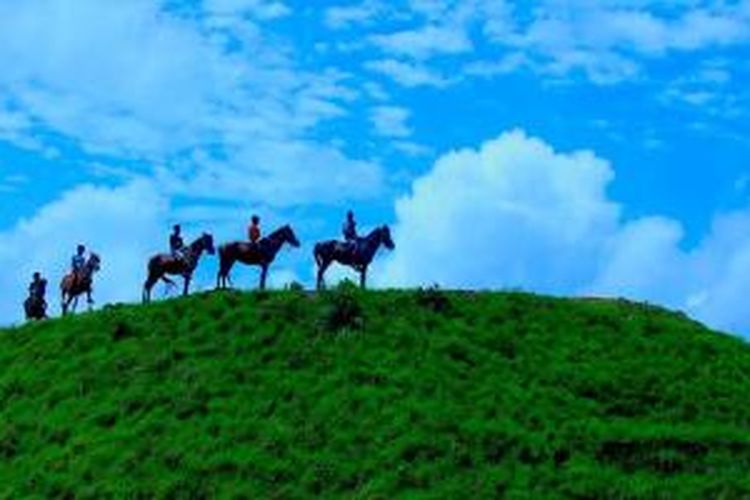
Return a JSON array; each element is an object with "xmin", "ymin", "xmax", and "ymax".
[
  {"xmin": 87, "ymin": 289, "xmax": 94, "ymax": 308},
  {"xmin": 143, "ymin": 275, "xmax": 156, "ymax": 304},
  {"xmin": 183, "ymin": 275, "xmax": 191, "ymax": 296},
  {"xmin": 260, "ymin": 265, "xmax": 268, "ymax": 290},
  {"xmin": 360, "ymin": 266, "xmax": 368, "ymax": 289},
  {"xmin": 316, "ymin": 258, "xmax": 332, "ymax": 291}
]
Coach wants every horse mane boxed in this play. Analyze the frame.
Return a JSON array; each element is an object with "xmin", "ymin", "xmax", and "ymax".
[{"xmin": 266, "ymin": 225, "xmax": 290, "ymax": 240}]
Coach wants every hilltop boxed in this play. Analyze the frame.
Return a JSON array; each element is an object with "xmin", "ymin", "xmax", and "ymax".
[{"xmin": 1, "ymin": 286, "xmax": 749, "ymax": 498}]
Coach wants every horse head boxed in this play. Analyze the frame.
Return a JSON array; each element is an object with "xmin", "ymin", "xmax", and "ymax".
[
  {"xmin": 202, "ymin": 233, "xmax": 216, "ymax": 255},
  {"xmin": 88, "ymin": 253, "xmax": 102, "ymax": 272},
  {"xmin": 380, "ymin": 225, "xmax": 395, "ymax": 250},
  {"xmin": 283, "ymin": 225, "xmax": 301, "ymax": 248}
]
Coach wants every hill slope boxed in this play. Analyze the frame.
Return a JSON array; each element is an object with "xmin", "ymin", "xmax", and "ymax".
[{"xmin": 1, "ymin": 287, "xmax": 750, "ymax": 498}]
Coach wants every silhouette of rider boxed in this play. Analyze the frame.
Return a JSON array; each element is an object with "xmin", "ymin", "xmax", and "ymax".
[
  {"xmin": 28, "ymin": 272, "xmax": 47, "ymax": 304},
  {"xmin": 342, "ymin": 210, "xmax": 359, "ymax": 257},
  {"xmin": 343, "ymin": 210, "xmax": 357, "ymax": 242},
  {"xmin": 248, "ymin": 215, "xmax": 261, "ymax": 247},
  {"xmin": 71, "ymin": 244, "xmax": 86, "ymax": 286},
  {"xmin": 170, "ymin": 224, "xmax": 187, "ymax": 263}
]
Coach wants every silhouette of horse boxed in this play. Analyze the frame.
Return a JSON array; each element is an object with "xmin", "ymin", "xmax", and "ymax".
[
  {"xmin": 314, "ymin": 225, "xmax": 395, "ymax": 289},
  {"xmin": 24, "ymin": 281, "xmax": 47, "ymax": 321},
  {"xmin": 61, "ymin": 253, "xmax": 101, "ymax": 315},
  {"xmin": 143, "ymin": 233, "xmax": 215, "ymax": 303},
  {"xmin": 217, "ymin": 225, "xmax": 300, "ymax": 290}
]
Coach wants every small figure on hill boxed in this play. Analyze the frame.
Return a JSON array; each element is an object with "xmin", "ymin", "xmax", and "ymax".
[
  {"xmin": 71, "ymin": 244, "xmax": 86, "ymax": 286},
  {"xmin": 170, "ymin": 224, "xmax": 187, "ymax": 264},
  {"xmin": 343, "ymin": 210, "xmax": 358, "ymax": 242},
  {"xmin": 25, "ymin": 271, "xmax": 48, "ymax": 320},
  {"xmin": 29, "ymin": 271, "xmax": 47, "ymax": 303},
  {"xmin": 248, "ymin": 214, "xmax": 261, "ymax": 246},
  {"xmin": 342, "ymin": 210, "xmax": 361, "ymax": 257}
]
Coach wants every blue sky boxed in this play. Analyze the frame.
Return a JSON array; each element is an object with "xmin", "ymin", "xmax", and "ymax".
[{"xmin": 1, "ymin": 0, "xmax": 750, "ymax": 336}]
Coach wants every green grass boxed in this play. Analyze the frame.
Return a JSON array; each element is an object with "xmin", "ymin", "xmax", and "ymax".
[{"xmin": 2, "ymin": 284, "xmax": 750, "ymax": 498}]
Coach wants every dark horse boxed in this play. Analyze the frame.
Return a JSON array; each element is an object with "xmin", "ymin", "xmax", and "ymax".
[
  {"xmin": 61, "ymin": 253, "xmax": 102, "ymax": 315},
  {"xmin": 314, "ymin": 225, "xmax": 395, "ymax": 290},
  {"xmin": 216, "ymin": 225, "xmax": 300, "ymax": 290},
  {"xmin": 143, "ymin": 233, "xmax": 215, "ymax": 303},
  {"xmin": 24, "ymin": 281, "xmax": 48, "ymax": 321}
]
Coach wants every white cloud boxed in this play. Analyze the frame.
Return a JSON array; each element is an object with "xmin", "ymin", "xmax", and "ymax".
[
  {"xmin": 394, "ymin": 140, "xmax": 432, "ymax": 157},
  {"xmin": 203, "ymin": 0, "xmax": 291, "ymax": 20},
  {"xmin": 488, "ymin": 3, "xmax": 750, "ymax": 84},
  {"xmin": 365, "ymin": 59, "xmax": 451, "ymax": 87},
  {"xmin": 370, "ymin": 25, "xmax": 473, "ymax": 60},
  {"xmin": 370, "ymin": 106, "xmax": 412, "ymax": 138},
  {"xmin": 378, "ymin": 129, "xmax": 750, "ymax": 337},
  {"xmin": 380, "ymin": 130, "xmax": 620, "ymax": 291},
  {"xmin": 155, "ymin": 139, "xmax": 384, "ymax": 206},
  {"xmin": 324, "ymin": 0, "xmax": 385, "ymax": 30},
  {"xmin": 0, "ymin": 0, "xmax": 377, "ymax": 206},
  {"xmin": 327, "ymin": 1, "xmax": 750, "ymax": 85}
]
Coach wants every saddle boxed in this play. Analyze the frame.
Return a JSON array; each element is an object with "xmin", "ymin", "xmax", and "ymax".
[
  {"xmin": 240, "ymin": 241, "xmax": 262, "ymax": 255},
  {"xmin": 172, "ymin": 248, "xmax": 192, "ymax": 266},
  {"xmin": 338, "ymin": 239, "xmax": 360, "ymax": 259}
]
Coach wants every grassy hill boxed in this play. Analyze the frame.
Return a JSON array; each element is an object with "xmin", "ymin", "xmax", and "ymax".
[{"xmin": 1, "ymin": 285, "xmax": 750, "ymax": 498}]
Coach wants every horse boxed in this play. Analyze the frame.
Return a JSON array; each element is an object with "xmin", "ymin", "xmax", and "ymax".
[
  {"xmin": 314, "ymin": 225, "xmax": 395, "ymax": 290},
  {"xmin": 60, "ymin": 253, "xmax": 102, "ymax": 315},
  {"xmin": 216, "ymin": 225, "xmax": 300, "ymax": 290},
  {"xmin": 142, "ymin": 233, "xmax": 215, "ymax": 303},
  {"xmin": 24, "ymin": 282, "xmax": 48, "ymax": 321}
]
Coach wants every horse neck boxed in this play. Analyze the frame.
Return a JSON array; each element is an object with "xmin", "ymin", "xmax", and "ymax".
[
  {"xmin": 189, "ymin": 237, "xmax": 207, "ymax": 256},
  {"xmin": 264, "ymin": 230, "xmax": 285, "ymax": 257},
  {"xmin": 191, "ymin": 242, "xmax": 206, "ymax": 261},
  {"xmin": 360, "ymin": 229, "xmax": 382, "ymax": 260},
  {"xmin": 83, "ymin": 260, "xmax": 96, "ymax": 277}
]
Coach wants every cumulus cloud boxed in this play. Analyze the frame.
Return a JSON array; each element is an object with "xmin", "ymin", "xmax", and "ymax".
[
  {"xmin": 378, "ymin": 129, "xmax": 750, "ymax": 337},
  {"xmin": 380, "ymin": 130, "xmax": 620, "ymax": 291}
]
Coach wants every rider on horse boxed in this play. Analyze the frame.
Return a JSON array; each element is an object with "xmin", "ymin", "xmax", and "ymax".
[
  {"xmin": 28, "ymin": 271, "xmax": 47, "ymax": 304},
  {"xmin": 71, "ymin": 244, "xmax": 86, "ymax": 287},
  {"xmin": 170, "ymin": 224, "xmax": 189, "ymax": 264},
  {"xmin": 342, "ymin": 210, "xmax": 360, "ymax": 256},
  {"xmin": 248, "ymin": 215, "xmax": 261, "ymax": 247},
  {"xmin": 25, "ymin": 271, "xmax": 48, "ymax": 319}
]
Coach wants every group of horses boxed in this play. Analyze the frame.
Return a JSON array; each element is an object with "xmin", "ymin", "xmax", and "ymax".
[{"xmin": 25, "ymin": 224, "xmax": 395, "ymax": 320}]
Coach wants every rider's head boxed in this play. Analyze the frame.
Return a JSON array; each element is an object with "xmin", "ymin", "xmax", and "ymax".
[
  {"xmin": 77, "ymin": 244, "xmax": 85, "ymax": 255},
  {"xmin": 33, "ymin": 272, "xmax": 40, "ymax": 280},
  {"xmin": 173, "ymin": 224, "xmax": 181, "ymax": 234},
  {"xmin": 251, "ymin": 215, "xmax": 260, "ymax": 224},
  {"xmin": 347, "ymin": 210, "xmax": 354, "ymax": 220}
]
